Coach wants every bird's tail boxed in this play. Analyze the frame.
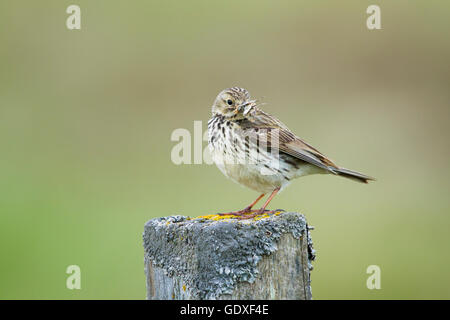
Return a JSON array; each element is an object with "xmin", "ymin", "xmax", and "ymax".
[{"xmin": 334, "ymin": 167, "xmax": 375, "ymax": 184}]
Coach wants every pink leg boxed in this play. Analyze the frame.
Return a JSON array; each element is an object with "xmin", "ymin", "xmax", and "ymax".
[
  {"xmin": 238, "ymin": 187, "xmax": 280, "ymax": 220},
  {"xmin": 218, "ymin": 193, "xmax": 265, "ymax": 216}
]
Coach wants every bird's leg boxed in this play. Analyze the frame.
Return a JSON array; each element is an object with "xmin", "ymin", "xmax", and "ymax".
[
  {"xmin": 240, "ymin": 193, "xmax": 266, "ymax": 213},
  {"xmin": 238, "ymin": 187, "xmax": 280, "ymax": 220},
  {"xmin": 217, "ymin": 193, "xmax": 265, "ymax": 216}
]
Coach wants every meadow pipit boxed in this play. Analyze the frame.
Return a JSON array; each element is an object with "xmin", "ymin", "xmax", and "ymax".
[{"xmin": 208, "ymin": 87, "xmax": 374, "ymax": 219}]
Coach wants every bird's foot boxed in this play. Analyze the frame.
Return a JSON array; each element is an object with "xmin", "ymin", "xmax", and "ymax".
[
  {"xmin": 236, "ymin": 209, "xmax": 276, "ymax": 220},
  {"xmin": 216, "ymin": 206, "xmax": 257, "ymax": 217},
  {"xmin": 217, "ymin": 208, "xmax": 285, "ymax": 220}
]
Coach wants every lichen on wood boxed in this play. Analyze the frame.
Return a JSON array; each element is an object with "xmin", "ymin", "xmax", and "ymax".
[{"xmin": 143, "ymin": 211, "xmax": 315, "ymax": 300}]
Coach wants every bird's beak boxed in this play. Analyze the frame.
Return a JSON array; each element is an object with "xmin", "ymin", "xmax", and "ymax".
[{"xmin": 238, "ymin": 100, "xmax": 257, "ymax": 115}]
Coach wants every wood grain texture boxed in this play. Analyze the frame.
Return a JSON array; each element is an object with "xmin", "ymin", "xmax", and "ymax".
[{"xmin": 143, "ymin": 212, "xmax": 315, "ymax": 300}]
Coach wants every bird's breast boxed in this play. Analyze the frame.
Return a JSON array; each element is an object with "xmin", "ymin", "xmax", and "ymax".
[{"xmin": 207, "ymin": 117, "xmax": 297, "ymax": 193}]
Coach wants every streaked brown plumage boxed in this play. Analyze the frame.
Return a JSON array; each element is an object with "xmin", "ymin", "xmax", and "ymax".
[{"xmin": 208, "ymin": 87, "xmax": 374, "ymax": 218}]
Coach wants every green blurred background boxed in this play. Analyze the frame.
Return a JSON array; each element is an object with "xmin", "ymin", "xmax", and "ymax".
[{"xmin": 0, "ymin": 0, "xmax": 449, "ymax": 299}]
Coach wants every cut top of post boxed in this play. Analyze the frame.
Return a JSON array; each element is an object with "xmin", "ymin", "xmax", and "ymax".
[{"xmin": 143, "ymin": 211, "xmax": 315, "ymax": 299}]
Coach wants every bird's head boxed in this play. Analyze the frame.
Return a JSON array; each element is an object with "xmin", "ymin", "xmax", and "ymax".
[{"xmin": 211, "ymin": 87, "xmax": 257, "ymax": 119}]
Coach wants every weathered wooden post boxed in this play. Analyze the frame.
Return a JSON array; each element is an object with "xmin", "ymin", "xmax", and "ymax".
[{"xmin": 143, "ymin": 211, "xmax": 315, "ymax": 300}]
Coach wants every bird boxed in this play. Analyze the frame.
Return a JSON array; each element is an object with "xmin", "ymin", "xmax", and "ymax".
[{"xmin": 207, "ymin": 87, "xmax": 375, "ymax": 219}]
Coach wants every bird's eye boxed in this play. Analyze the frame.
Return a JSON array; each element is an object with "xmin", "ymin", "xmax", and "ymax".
[{"xmin": 227, "ymin": 99, "xmax": 233, "ymax": 105}]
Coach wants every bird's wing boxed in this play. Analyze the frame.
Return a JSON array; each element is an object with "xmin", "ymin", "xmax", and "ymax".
[{"xmin": 241, "ymin": 106, "xmax": 339, "ymax": 172}]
